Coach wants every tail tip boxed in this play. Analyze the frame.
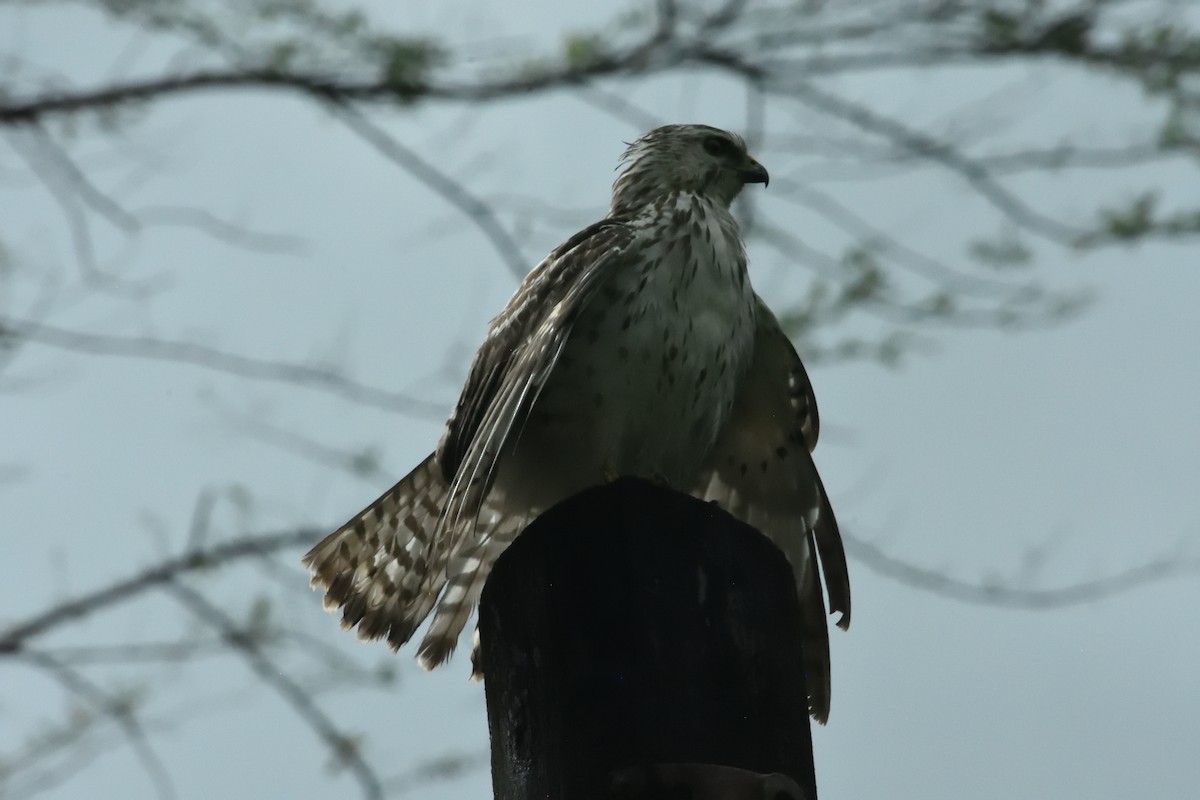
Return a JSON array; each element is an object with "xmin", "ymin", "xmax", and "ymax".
[{"xmin": 416, "ymin": 639, "xmax": 454, "ymax": 672}]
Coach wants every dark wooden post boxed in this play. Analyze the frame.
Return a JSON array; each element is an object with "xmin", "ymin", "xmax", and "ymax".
[{"xmin": 478, "ymin": 478, "xmax": 817, "ymax": 800}]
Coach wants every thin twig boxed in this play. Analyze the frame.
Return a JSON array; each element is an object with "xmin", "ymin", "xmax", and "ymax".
[
  {"xmin": 3, "ymin": 127, "xmax": 152, "ymax": 294},
  {"xmin": 164, "ymin": 582, "xmax": 384, "ymax": 800},
  {"xmin": 0, "ymin": 529, "xmax": 317, "ymax": 652},
  {"xmin": 328, "ymin": 101, "xmax": 529, "ymax": 280},
  {"xmin": 779, "ymin": 79, "xmax": 1087, "ymax": 244},
  {"xmin": 0, "ymin": 317, "xmax": 445, "ymax": 418},
  {"xmin": 383, "ymin": 749, "xmax": 490, "ymax": 795},
  {"xmin": 16, "ymin": 649, "xmax": 177, "ymax": 800},
  {"xmin": 770, "ymin": 177, "xmax": 1042, "ymax": 300},
  {"xmin": 133, "ymin": 205, "xmax": 311, "ymax": 254},
  {"xmin": 844, "ymin": 532, "xmax": 1200, "ymax": 608}
]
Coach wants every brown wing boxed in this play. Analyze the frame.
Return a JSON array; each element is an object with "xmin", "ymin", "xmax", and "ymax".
[
  {"xmin": 695, "ymin": 295, "xmax": 850, "ymax": 723},
  {"xmin": 412, "ymin": 219, "xmax": 639, "ymax": 668},
  {"xmin": 436, "ymin": 220, "xmax": 633, "ymax": 479},
  {"xmin": 306, "ymin": 220, "xmax": 638, "ymax": 668}
]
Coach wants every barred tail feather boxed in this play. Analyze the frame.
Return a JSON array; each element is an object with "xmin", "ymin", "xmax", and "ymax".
[
  {"xmin": 303, "ymin": 453, "xmax": 448, "ymax": 650},
  {"xmin": 416, "ymin": 515, "xmax": 527, "ymax": 672},
  {"xmin": 414, "ymin": 551, "xmax": 482, "ymax": 670}
]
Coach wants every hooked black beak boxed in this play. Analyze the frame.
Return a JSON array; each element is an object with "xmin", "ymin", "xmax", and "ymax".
[{"xmin": 742, "ymin": 158, "xmax": 769, "ymax": 187}]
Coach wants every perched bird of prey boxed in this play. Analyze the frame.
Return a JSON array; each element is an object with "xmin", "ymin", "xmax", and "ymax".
[{"xmin": 304, "ymin": 124, "xmax": 851, "ymax": 722}]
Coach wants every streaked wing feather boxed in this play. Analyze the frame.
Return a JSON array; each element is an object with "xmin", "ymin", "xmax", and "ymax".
[
  {"xmin": 414, "ymin": 221, "xmax": 638, "ymax": 668},
  {"xmin": 695, "ymin": 295, "xmax": 850, "ymax": 723},
  {"xmin": 437, "ymin": 220, "xmax": 634, "ymax": 478}
]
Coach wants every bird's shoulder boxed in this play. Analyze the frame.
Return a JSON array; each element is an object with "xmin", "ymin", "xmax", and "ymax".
[{"xmin": 435, "ymin": 217, "xmax": 637, "ymax": 480}]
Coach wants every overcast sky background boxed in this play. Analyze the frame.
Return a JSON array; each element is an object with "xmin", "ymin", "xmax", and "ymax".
[{"xmin": 2, "ymin": 2, "xmax": 1199, "ymax": 799}]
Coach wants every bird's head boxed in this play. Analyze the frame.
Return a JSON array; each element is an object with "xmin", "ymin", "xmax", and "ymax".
[{"xmin": 610, "ymin": 124, "xmax": 768, "ymax": 215}]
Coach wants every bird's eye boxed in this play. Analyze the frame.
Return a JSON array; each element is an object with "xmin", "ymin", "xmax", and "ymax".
[{"xmin": 703, "ymin": 135, "xmax": 737, "ymax": 158}]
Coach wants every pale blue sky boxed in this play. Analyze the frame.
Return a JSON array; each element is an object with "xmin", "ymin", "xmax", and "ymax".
[{"xmin": 2, "ymin": 3, "xmax": 1198, "ymax": 799}]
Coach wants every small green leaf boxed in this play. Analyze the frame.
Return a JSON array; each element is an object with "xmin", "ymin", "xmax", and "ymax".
[
  {"xmin": 969, "ymin": 234, "xmax": 1032, "ymax": 268},
  {"xmin": 563, "ymin": 34, "xmax": 606, "ymax": 70}
]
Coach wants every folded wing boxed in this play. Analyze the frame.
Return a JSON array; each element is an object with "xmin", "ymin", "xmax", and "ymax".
[{"xmin": 696, "ymin": 296, "xmax": 850, "ymax": 723}]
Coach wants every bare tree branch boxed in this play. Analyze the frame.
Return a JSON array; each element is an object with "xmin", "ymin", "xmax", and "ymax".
[
  {"xmin": 771, "ymin": 79, "xmax": 1089, "ymax": 244},
  {"xmin": 219, "ymin": 408, "xmax": 389, "ymax": 482},
  {"xmin": 0, "ymin": 317, "xmax": 446, "ymax": 418},
  {"xmin": 754, "ymin": 217, "xmax": 1087, "ymax": 331},
  {"xmin": 1, "ymin": 707, "xmax": 115, "ymax": 800},
  {"xmin": 0, "ymin": 529, "xmax": 316, "ymax": 653},
  {"xmin": 383, "ymin": 749, "xmax": 490, "ymax": 795},
  {"xmin": 977, "ymin": 143, "xmax": 1191, "ymax": 175},
  {"xmin": 36, "ymin": 637, "xmax": 242, "ymax": 666},
  {"xmin": 132, "ymin": 205, "xmax": 311, "ymax": 254},
  {"xmin": 769, "ymin": 176, "xmax": 1043, "ymax": 301},
  {"xmin": 327, "ymin": 100, "xmax": 529, "ymax": 280},
  {"xmin": 574, "ymin": 85, "xmax": 662, "ymax": 132},
  {"xmin": 844, "ymin": 531, "xmax": 1200, "ymax": 609},
  {"xmin": 3, "ymin": 126, "xmax": 153, "ymax": 294},
  {"xmin": 0, "ymin": 62, "xmax": 659, "ymax": 126},
  {"xmin": 14, "ymin": 649, "xmax": 176, "ymax": 800},
  {"xmin": 163, "ymin": 581, "xmax": 384, "ymax": 800},
  {"xmin": 17, "ymin": 122, "xmax": 139, "ymax": 233}
]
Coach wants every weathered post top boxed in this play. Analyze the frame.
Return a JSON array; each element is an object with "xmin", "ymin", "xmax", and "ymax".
[{"xmin": 479, "ymin": 477, "xmax": 817, "ymax": 800}]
